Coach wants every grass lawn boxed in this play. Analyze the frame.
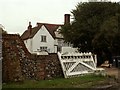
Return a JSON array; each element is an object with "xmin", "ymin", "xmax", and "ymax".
[{"xmin": 2, "ymin": 74, "xmax": 114, "ymax": 88}]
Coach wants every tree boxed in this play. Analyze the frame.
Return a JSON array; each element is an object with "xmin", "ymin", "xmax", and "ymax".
[
  {"xmin": 61, "ymin": 2, "xmax": 120, "ymax": 65},
  {"xmin": 93, "ymin": 15, "xmax": 119, "ymax": 51},
  {"xmin": 92, "ymin": 15, "xmax": 120, "ymax": 64}
]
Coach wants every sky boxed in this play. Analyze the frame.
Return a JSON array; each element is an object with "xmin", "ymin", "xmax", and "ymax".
[{"xmin": 0, "ymin": 0, "xmax": 119, "ymax": 35}]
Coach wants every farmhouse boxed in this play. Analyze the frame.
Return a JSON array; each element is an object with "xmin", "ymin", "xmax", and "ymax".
[{"xmin": 21, "ymin": 14, "xmax": 72, "ymax": 54}]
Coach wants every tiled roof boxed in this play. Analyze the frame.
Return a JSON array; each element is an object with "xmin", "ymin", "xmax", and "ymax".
[{"xmin": 21, "ymin": 23, "xmax": 63, "ymax": 40}]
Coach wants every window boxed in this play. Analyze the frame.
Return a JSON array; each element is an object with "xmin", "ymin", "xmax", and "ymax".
[
  {"xmin": 40, "ymin": 47, "xmax": 47, "ymax": 51},
  {"xmin": 41, "ymin": 35, "xmax": 46, "ymax": 42}
]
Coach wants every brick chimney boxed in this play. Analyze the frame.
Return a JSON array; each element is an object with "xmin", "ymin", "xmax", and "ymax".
[
  {"xmin": 64, "ymin": 14, "xmax": 70, "ymax": 25},
  {"xmin": 28, "ymin": 22, "xmax": 32, "ymax": 36}
]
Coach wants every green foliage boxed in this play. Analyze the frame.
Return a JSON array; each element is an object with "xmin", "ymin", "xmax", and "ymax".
[
  {"xmin": 93, "ymin": 15, "xmax": 119, "ymax": 50},
  {"xmin": 61, "ymin": 2, "xmax": 120, "ymax": 55}
]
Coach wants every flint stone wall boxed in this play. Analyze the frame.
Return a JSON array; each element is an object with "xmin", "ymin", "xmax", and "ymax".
[{"xmin": 2, "ymin": 34, "xmax": 63, "ymax": 82}]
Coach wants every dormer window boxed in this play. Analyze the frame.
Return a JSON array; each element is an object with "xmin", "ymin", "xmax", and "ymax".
[
  {"xmin": 41, "ymin": 35, "xmax": 46, "ymax": 42},
  {"xmin": 57, "ymin": 28, "xmax": 61, "ymax": 32}
]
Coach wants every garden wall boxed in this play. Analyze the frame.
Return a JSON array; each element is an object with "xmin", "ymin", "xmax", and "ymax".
[{"xmin": 2, "ymin": 34, "xmax": 63, "ymax": 82}]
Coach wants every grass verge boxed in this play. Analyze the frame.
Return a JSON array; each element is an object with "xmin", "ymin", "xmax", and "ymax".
[{"xmin": 2, "ymin": 74, "xmax": 114, "ymax": 88}]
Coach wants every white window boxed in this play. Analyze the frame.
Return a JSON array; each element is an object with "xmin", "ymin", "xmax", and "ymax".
[
  {"xmin": 41, "ymin": 35, "xmax": 46, "ymax": 42},
  {"xmin": 40, "ymin": 47, "xmax": 47, "ymax": 51}
]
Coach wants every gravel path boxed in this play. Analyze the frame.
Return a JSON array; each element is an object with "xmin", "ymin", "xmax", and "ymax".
[
  {"xmin": 103, "ymin": 67, "xmax": 120, "ymax": 79},
  {"xmin": 95, "ymin": 67, "xmax": 120, "ymax": 90}
]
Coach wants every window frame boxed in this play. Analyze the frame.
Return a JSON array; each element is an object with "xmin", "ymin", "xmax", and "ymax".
[
  {"xmin": 41, "ymin": 35, "xmax": 47, "ymax": 42},
  {"xmin": 40, "ymin": 46, "xmax": 47, "ymax": 51}
]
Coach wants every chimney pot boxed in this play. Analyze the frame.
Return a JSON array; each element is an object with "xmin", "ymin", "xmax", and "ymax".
[
  {"xmin": 28, "ymin": 22, "xmax": 32, "ymax": 28},
  {"xmin": 28, "ymin": 22, "xmax": 32, "ymax": 36}
]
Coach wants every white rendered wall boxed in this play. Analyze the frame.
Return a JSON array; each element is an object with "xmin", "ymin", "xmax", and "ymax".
[
  {"xmin": 32, "ymin": 25, "xmax": 55, "ymax": 53},
  {"xmin": 24, "ymin": 39, "xmax": 33, "ymax": 53},
  {"xmin": 23, "ymin": 25, "xmax": 73, "ymax": 54}
]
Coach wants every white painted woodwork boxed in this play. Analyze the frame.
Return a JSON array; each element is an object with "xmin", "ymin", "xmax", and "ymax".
[{"xmin": 57, "ymin": 47, "xmax": 101, "ymax": 78}]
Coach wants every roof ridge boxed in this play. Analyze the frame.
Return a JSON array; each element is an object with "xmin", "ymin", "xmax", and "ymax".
[
  {"xmin": 21, "ymin": 22, "xmax": 63, "ymax": 40},
  {"xmin": 37, "ymin": 22, "xmax": 63, "ymax": 26}
]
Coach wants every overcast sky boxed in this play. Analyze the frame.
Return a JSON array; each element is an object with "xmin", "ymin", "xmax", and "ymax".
[{"xmin": 0, "ymin": 0, "xmax": 119, "ymax": 35}]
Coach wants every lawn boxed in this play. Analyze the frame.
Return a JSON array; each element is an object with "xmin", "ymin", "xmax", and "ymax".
[{"xmin": 2, "ymin": 74, "xmax": 115, "ymax": 88}]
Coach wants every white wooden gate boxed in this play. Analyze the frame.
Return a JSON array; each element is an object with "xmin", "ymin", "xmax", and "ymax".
[{"xmin": 58, "ymin": 52, "xmax": 97, "ymax": 78}]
